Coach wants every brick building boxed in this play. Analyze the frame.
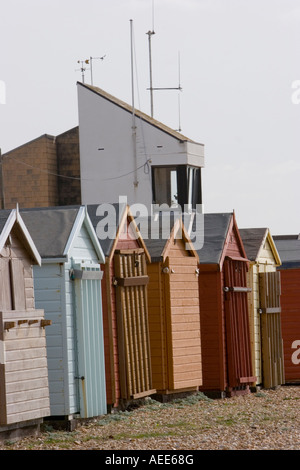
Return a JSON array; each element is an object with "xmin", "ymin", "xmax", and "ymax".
[{"xmin": 0, "ymin": 127, "xmax": 81, "ymax": 209}]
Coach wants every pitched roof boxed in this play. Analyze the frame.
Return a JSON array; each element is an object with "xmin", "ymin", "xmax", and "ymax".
[
  {"xmin": 239, "ymin": 228, "xmax": 269, "ymax": 261},
  {"xmin": 77, "ymin": 82, "xmax": 198, "ymax": 144},
  {"xmin": 0, "ymin": 210, "xmax": 12, "ymax": 235},
  {"xmin": 21, "ymin": 206, "xmax": 104, "ymax": 262},
  {"xmin": 273, "ymin": 234, "xmax": 300, "ymax": 268},
  {"xmin": 87, "ymin": 202, "xmax": 127, "ymax": 257},
  {"xmin": 192, "ymin": 213, "xmax": 232, "ymax": 264},
  {"xmin": 140, "ymin": 213, "xmax": 180, "ymax": 262},
  {"xmin": 240, "ymin": 228, "xmax": 281, "ymax": 265},
  {"xmin": 0, "ymin": 208, "xmax": 41, "ymax": 265},
  {"xmin": 21, "ymin": 206, "xmax": 80, "ymax": 258}
]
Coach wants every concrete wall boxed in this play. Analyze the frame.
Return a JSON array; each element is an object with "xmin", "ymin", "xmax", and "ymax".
[{"xmin": 77, "ymin": 84, "xmax": 204, "ymax": 211}]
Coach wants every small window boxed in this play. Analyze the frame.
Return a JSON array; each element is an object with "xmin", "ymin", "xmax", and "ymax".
[
  {"xmin": 152, "ymin": 165, "xmax": 202, "ymax": 210},
  {"xmin": 151, "ymin": 166, "xmax": 178, "ymax": 207}
]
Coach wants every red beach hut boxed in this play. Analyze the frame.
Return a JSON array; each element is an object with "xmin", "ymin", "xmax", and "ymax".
[
  {"xmin": 274, "ymin": 235, "xmax": 300, "ymax": 383},
  {"xmin": 196, "ymin": 212, "xmax": 255, "ymax": 397}
]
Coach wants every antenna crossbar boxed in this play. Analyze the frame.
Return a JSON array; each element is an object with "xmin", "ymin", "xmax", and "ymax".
[{"xmin": 147, "ymin": 87, "xmax": 182, "ymax": 91}]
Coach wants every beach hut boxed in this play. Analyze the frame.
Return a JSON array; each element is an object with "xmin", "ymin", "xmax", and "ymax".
[
  {"xmin": 142, "ymin": 214, "xmax": 202, "ymax": 399},
  {"xmin": 240, "ymin": 228, "xmax": 284, "ymax": 389},
  {"xmin": 273, "ymin": 234, "xmax": 300, "ymax": 383},
  {"xmin": 87, "ymin": 203, "xmax": 155, "ymax": 410},
  {"xmin": 0, "ymin": 208, "xmax": 50, "ymax": 439},
  {"xmin": 21, "ymin": 206, "xmax": 107, "ymax": 428},
  {"xmin": 196, "ymin": 213, "xmax": 255, "ymax": 397}
]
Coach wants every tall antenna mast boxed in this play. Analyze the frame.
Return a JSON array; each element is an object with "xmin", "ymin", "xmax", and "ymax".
[
  {"xmin": 177, "ymin": 51, "xmax": 182, "ymax": 132},
  {"xmin": 146, "ymin": 0, "xmax": 183, "ymax": 124},
  {"xmin": 146, "ymin": 30, "xmax": 155, "ymax": 118},
  {"xmin": 130, "ymin": 19, "xmax": 138, "ymax": 189},
  {"xmin": 147, "ymin": 0, "xmax": 155, "ymax": 117}
]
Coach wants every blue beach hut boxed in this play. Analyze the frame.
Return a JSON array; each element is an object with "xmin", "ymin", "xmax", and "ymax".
[{"xmin": 21, "ymin": 206, "xmax": 106, "ymax": 428}]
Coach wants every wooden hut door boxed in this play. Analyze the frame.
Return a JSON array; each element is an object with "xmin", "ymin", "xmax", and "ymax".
[
  {"xmin": 114, "ymin": 249, "xmax": 155, "ymax": 401},
  {"xmin": 224, "ymin": 257, "xmax": 255, "ymax": 395},
  {"xmin": 259, "ymin": 271, "xmax": 285, "ymax": 388},
  {"xmin": 72, "ymin": 262, "xmax": 107, "ymax": 418}
]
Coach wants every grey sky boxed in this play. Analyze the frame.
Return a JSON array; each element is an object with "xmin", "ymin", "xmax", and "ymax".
[{"xmin": 1, "ymin": 0, "xmax": 299, "ymax": 235}]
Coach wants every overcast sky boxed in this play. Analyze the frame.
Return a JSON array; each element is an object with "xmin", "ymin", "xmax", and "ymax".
[{"xmin": 1, "ymin": 0, "xmax": 300, "ymax": 235}]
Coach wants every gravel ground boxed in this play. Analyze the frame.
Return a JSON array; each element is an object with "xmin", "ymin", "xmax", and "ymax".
[{"xmin": 1, "ymin": 385, "xmax": 300, "ymax": 451}]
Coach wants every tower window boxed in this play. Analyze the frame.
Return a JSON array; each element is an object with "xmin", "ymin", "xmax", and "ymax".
[{"xmin": 152, "ymin": 165, "xmax": 202, "ymax": 210}]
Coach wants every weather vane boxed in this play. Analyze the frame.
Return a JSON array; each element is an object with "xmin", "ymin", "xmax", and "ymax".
[
  {"xmin": 76, "ymin": 55, "xmax": 106, "ymax": 85},
  {"xmin": 76, "ymin": 59, "xmax": 90, "ymax": 83}
]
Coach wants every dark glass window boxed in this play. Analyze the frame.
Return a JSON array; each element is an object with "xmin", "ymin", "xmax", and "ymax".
[{"xmin": 152, "ymin": 165, "xmax": 202, "ymax": 210}]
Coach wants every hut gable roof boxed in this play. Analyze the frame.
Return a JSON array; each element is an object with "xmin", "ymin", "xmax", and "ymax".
[
  {"xmin": 21, "ymin": 206, "xmax": 104, "ymax": 262},
  {"xmin": 240, "ymin": 228, "xmax": 281, "ymax": 265},
  {"xmin": 0, "ymin": 208, "xmax": 41, "ymax": 265},
  {"xmin": 87, "ymin": 202, "xmax": 126, "ymax": 258},
  {"xmin": 194, "ymin": 212, "xmax": 247, "ymax": 267},
  {"xmin": 87, "ymin": 203, "xmax": 150, "ymax": 262},
  {"xmin": 194, "ymin": 213, "xmax": 231, "ymax": 265},
  {"xmin": 142, "ymin": 213, "xmax": 198, "ymax": 263},
  {"xmin": 0, "ymin": 210, "xmax": 14, "ymax": 238},
  {"xmin": 273, "ymin": 234, "xmax": 300, "ymax": 268}
]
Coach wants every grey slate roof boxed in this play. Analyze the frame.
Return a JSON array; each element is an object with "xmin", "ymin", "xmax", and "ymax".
[
  {"xmin": 88, "ymin": 205, "xmax": 180, "ymax": 262},
  {"xmin": 273, "ymin": 234, "xmax": 300, "ymax": 268},
  {"xmin": 21, "ymin": 206, "xmax": 80, "ymax": 258},
  {"xmin": 87, "ymin": 202, "xmax": 127, "ymax": 257},
  {"xmin": 140, "ymin": 214, "xmax": 179, "ymax": 262},
  {"xmin": 0, "ymin": 210, "xmax": 13, "ymax": 236},
  {"xmin": 192, "ymin": 213, "xmax": 232, "ymax": 264},
  {"xmin": 239, "ymin": 228, "xmax": 268, "ymax": 262},
  {"xmin": 141, "ymin": 212, "xmax": 233, "ymax": 264}
]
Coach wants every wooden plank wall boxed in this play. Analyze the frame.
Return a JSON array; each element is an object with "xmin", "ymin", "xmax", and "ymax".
[
  {"xmin": 0, "ymin": 228, "xmax": 35, "ymax": 310},
  {"xmin": 259, "ymin": 271, "xmax": 285, "ymax": 388},
  {"xmin": 0, "ymin": 225, "xmax": 50, "ymax": 425},
  {"xmin": 167, "ymin": 238, "xmax": 202, "ymax": 391},
  {"xmin": 102, "ymin": 217, "xmax": 146, "ymax": 408},
  {"xmin": 147, "ymin": 262, "xmax": 167, "ymax": 392},
  {"xmin": 277, "ymin": 268, "xmax": 300, "ymax": 383},
  {"xmin": 114, "ymin": 250, "xmax": 153, "ymax": 400},
  {"xmin": 224, "ymin": 259, "xmax": 254, "ymax": 394},
  {"xmin": 33, "ymin": 263, "xmax": 65, "ymax": 416},
  {"xmin": 114, "ymin": 221, "xmax": 141, "ymax": 404},
  {"xmin": 224, "ymin": 225, "xmax": 244, "ymax": 259},
  {"xmin": 101, "ymin": 261, "xmax": 119, "ymax": 408},
  {"xmin": 198, "ymin": 222, "xmax": 248, "ymax": 394},
  {"xmin": 73, "ymin": 264, "xmax": 107, "ymax": 418},
  {"xmin": 246, "ymin": 238, "xmax": 280, "ymax": 386},
  {"xmin": 247, "ymin": 264, "xmax": 261, "ymax": 384},
  {"xmin": 198, "ymin": 270, "xmax": 224, "ymax": 391},
  {"xmin": 0, "ymin": 310, "xmax": 50, "ymax": 425},
  {"xmin": 148, "ymin": 237, "xmax": 202, "ymax": 393},
  {"xmin": 68, "ymin": 223, "xmax": 106, "ymax": 417}
]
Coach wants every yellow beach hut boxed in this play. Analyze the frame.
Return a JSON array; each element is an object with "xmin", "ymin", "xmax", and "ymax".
[{"xmin": 240, "ymin": 228, "xmax": 284, "ymax": 389}]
